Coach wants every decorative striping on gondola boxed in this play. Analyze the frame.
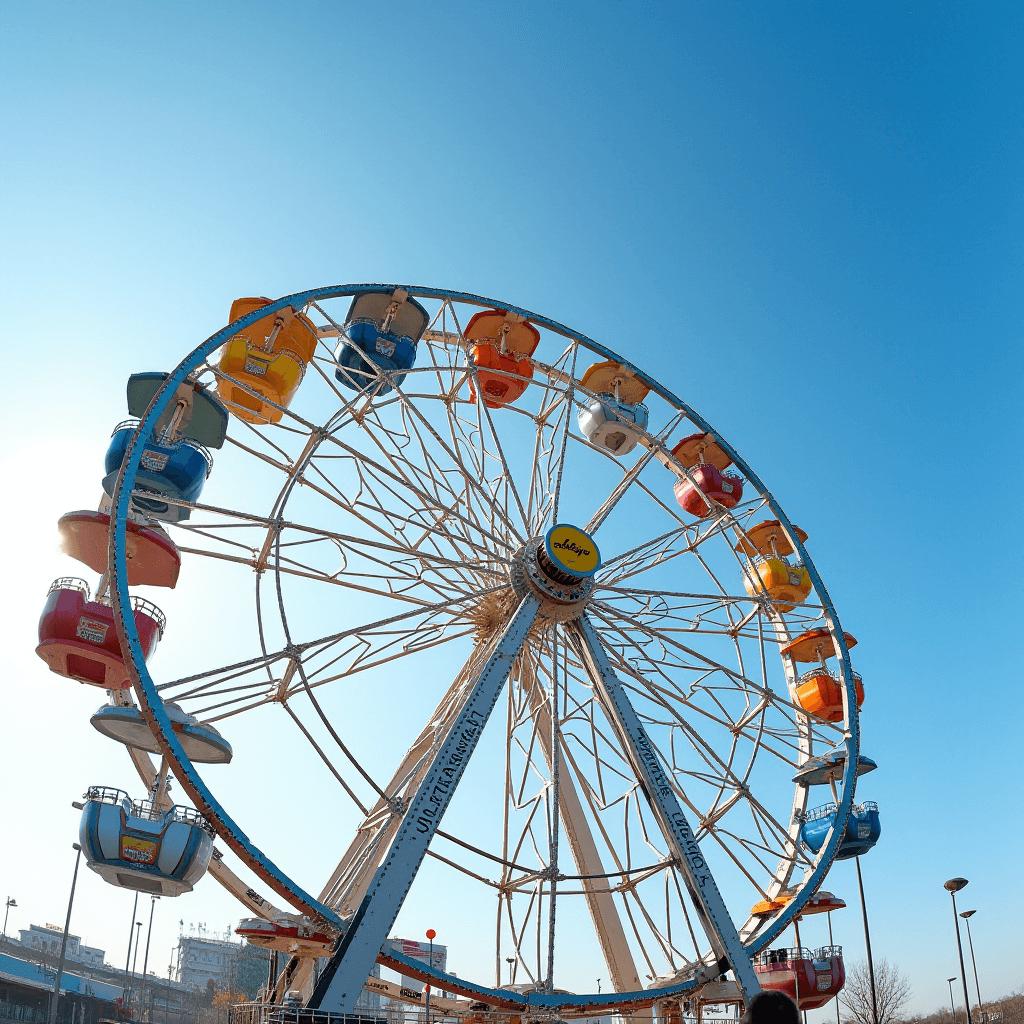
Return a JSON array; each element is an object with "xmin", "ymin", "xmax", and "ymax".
[{"xmin": 79, "ymin": 786, "xmax": 214, "ymax": 897}]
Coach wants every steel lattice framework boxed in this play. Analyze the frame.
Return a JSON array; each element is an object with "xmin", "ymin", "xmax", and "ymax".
[{"xmin": 105, "ymin": 285, "xmax": 861, "ymax": 1019}]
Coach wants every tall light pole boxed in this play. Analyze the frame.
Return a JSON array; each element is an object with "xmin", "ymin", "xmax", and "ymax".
[
  {"xmin": 827, "ymin": 911, "xmax": 841, "ymax": 1024},
  {"xmin": 944, "ymin": 879, "xmax": 972, "ymax": 1024},
  {"xmin": 141, "ymin": 897, "xmax": 160, "ymax": 1022},
  {"xmin": 128, "ymin": 919, "xmax": 143, "ymax": 1012},
  {"xmin": 948, "ymin": 978, "xmax": 958, "ymax": 1022},
  {"xmin": 856, "ymin": 857, "xmax": 879, "ymax": 1024},
  {"xmin": 123, "ymin": 892, "xmax": 140, "ymax": 1007},
  {"xmin": 425, "ymin": 929, "xmax": 436, "ymax": 1024},
  {"xmin": 959, "ymin": 911, "xmax": 982, "ymax": 1011},
  {"xmin": 48, "ymin": 844, "xmax": 83, "ymax": 1024},
  {"xmin": 2, "ymin": 898, "xmax": 16, "ymax": 940}
]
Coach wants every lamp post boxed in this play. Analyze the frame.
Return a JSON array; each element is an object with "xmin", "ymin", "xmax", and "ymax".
[
  {"xmin": 425, "ymin": 929, "xmax": 436, "ymax": 1024},
  {"xmin": 948, "ymin": 978, "xmax": 958, "ymax": 1022},
  {"xmin": 2, "ymin": 898, "xmax": 16, "ymax": 940},
  {"xmin": 856, "ymin": 857, "xmax": 879, "ymax": 1024},
  {"xmin": 827, "ymin": 911, "xmax": 841, "ymax": 1024},
  {"xmin": 123, "ymin": 892, "xmax": 140, "ymax": 1006},
  {"xmin": 128, "ymin": 920, "xmax": 143, "ymax": 1012},
  {"xmin": 505, "ymin": 958, "xmax": 515, "ymax": 987},
  {"xmin": 141, "ymin": 897, "xmax": 160, "ymax": 1022},
  {"xmin": 47, "ymin": 843, "xmax": 83, "ymax": 1024},
  {"xmin": 944, "ymin": 879, "xmax": 972, "ymax": 1024},
  {"xmin": 959, "ymin": 911, "xmax": 982, "ymax": 1012}
]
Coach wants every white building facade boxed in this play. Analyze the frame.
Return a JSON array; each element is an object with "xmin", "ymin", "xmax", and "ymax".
[{"xmin": 18, "ymin": 924, "xmax": 105, "ymax": 968}]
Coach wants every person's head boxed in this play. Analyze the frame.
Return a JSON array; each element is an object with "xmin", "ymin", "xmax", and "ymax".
[{"xmin": 741, "ymin": 990, "xmax": 800, "ymax": 1024}]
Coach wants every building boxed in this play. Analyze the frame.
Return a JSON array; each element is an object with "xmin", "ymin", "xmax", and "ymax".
[
  {"xmin": 0, "ymin": 949, "xmax": 121, "ymax": 1024},
  {"xmin": 176, "ymin": 934, "xmax": 245, "ymax": 991},
  {"xmin": 17, "ymin": 924, "xmax": 106, "ymax": 968}
]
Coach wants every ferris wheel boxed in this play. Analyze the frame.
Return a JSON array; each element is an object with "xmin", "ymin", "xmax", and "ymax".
[{"xmin": 39, "ymin": 285, "xmax": 880, "ymax": 1019}]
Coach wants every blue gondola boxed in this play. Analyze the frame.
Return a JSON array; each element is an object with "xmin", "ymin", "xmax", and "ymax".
[
  {"xmin": 102, "ymin": 418, "xmax": 212, "ymax": 523},
  {"xmin": 801, "ymin": 800, "xmax": 881, "ymax": 860},
  {"xmin": 577, "ymin": 394, "xmax": 650, "ymax": 456},
  {"xmin": 79, "ymin": 786, "xmax": 214, "ymax": 897},
  {"xmin": 334, "ymin": 290, "xmax": 429, "ymax": 395}
]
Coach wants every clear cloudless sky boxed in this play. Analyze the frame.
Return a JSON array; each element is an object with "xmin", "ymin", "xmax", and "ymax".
[{"xmin": 1, "ymin": 1, "xmax": 1021, "ymax": 1018}]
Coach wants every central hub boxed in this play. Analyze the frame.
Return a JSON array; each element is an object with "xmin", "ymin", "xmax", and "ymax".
[{"xmin": 511, "ymin": 524, "xmax": 601, "ymax": 619}]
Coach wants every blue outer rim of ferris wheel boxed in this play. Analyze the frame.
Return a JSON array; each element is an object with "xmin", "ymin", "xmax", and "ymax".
[{"xmin": 108, "ymin": 284, "xmax": 860, "ymax": 1008}]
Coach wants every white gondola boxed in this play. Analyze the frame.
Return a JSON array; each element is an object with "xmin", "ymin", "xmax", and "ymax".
[
  {"xmin": 79, "ymin": 786, "xmax": 214, "ymax": 896},
  {"xmin": 90, "ymin": 702, "xmax": 232, "ymax": 764},
  {"xmin": 576, "ymin": 360, "xmax": 651, "ymax": 456}
]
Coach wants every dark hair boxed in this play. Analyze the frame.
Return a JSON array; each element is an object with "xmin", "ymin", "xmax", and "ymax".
[{"xmin": 744, "ymin": 990, "xmax": 800, "ymax": 1024}]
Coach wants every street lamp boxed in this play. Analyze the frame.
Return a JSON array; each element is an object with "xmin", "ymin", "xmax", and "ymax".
[
  {"xmin": 2, "ymin": 898, "xmax": 17, "ymax": 940},
  {"xmin": 425, "ymin": 929, "xmax": 436, "ymax": 1024},
  {"xmin": 47, "ymin": 843, "xmax": 83, "ymax": 1024},
  {"xmin": 947, "ymin": 978, "xmax": 957, "ymax": 1022},
  {"xmin": 141, "ymin": 897, "xmax": 160, "ymax": 1022},
  {"xmin": 128, "ymin": 920, "xmax": 143, "ymax": 1010},
  {"xmin": 856, "ymin": 857, "xmax": 879, "ymax": 1024},
  {"xmin": 959, "ymin": 911, "xmax": 983, "ymax": 1011},
  {"xmin": 505, "ymin": 958, "xmax": 515, "ymax": 987},
  {"xmin": 944, "ymin": 879, "xmax": 972, "ymax": 1024},
  {"xmin": 123, "ymin": 892, "xmax": 140, "ymax": 1005}
]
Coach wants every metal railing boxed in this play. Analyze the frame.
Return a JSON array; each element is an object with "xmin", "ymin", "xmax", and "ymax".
[
  {"xmin": 754, "ymin": 945, "xmax": 843, "ymax": 966},
  {"xmin": 112, "ymin": 417, "xmax": 143, "ymax": 436},
  {"xmin": 47, "ymin": 577, "xmax": 91, "ymax": 600},
  {"xmin": 813, "ymin": 945, "xmax": 842, "ymax": 960},
  {"xmin": 111, "ymin": 418, "xmax": 214, "ymax": 477},
  {"xmin": 753, "ymin": 947, "xmax": 815, "ymax": 966},
  {"xmin": 803, "ymin": 800, "xmax": 878, "ymax": 822},
  {"xmin": 230, "ymin": 1006, "xmax": 523, "ymax": 1024},
  {"xmin": 83, "ymin": 787, "xmax": 214, "ymax": 834},
  {"xmin": 85, "ymin": 785, "xmax": 130, "ymax": 807},
  {"xmin": 129, "ymin": 799, "xmax": 214, "ymax": 834},
  {"xmin": 797, "ymin": 668, "xmax": 862, "ymax": 685},
  {"xmin": 130, "ymin": 594, "xmax": 167, "ymax": 635}
]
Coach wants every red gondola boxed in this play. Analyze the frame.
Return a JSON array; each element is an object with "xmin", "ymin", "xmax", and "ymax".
[{"xmin": 36, "ymin": 578, "xmax": 164, "ymax": 689}]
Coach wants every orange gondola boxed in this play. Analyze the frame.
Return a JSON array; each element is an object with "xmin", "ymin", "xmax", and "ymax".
[
  {"xmin": 782, "ymin": 628, "xmax": 864, "ymax": 722},
  {"xmin": 466, "ymin": 309, "xmax": 540, "ymax": 409}
]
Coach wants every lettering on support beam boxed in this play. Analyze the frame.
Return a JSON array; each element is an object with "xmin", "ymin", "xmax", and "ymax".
[
  {"xmin": 634, "ymin": 729, "xmax": 710, "ymax": 887},
  {"xmin": 415, "ymin": 709, "xmax": 485, "ymax": 834}
]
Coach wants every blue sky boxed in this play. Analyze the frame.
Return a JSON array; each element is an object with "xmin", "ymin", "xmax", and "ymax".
[{"xmin": 1, "ymin": 1, "xmax": 1021, "ymax": 1018}]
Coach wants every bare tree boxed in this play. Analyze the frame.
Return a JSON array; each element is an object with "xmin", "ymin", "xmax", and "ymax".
[{"xmin": 841, "ymin": 958, "xmax": 913, "ymax": 1024}]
